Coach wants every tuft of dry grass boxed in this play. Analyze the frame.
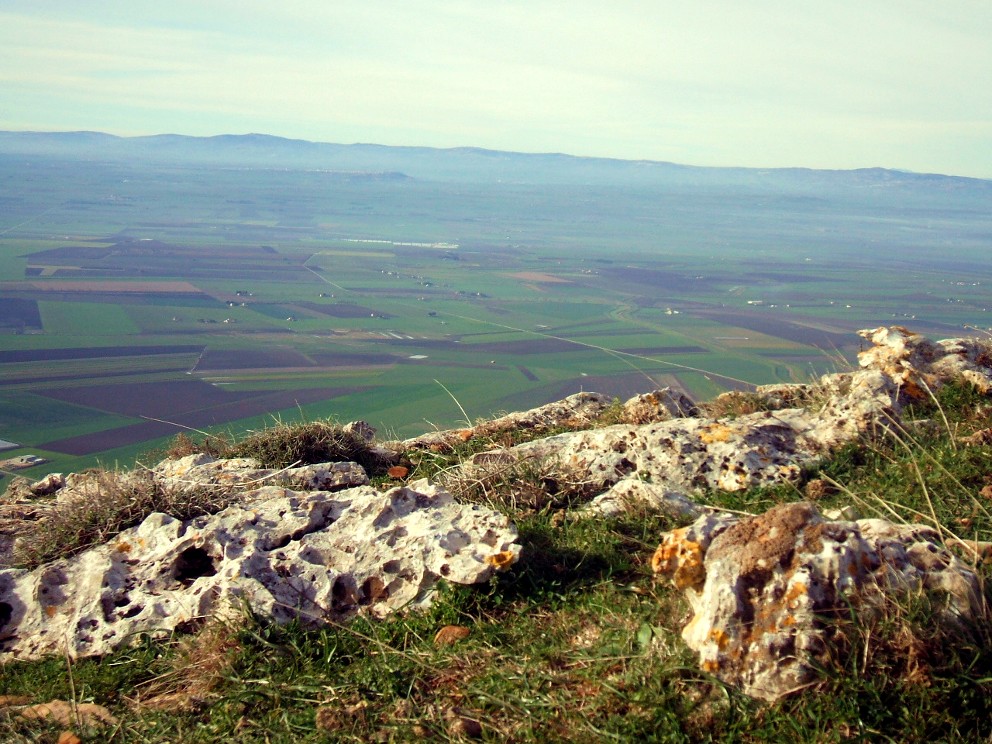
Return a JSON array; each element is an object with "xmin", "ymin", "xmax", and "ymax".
[
  {"xmin": 165, "ymin": 420, "xmax": 389, "ymax": 473},
  {"xmin": 437, "ymin": 451, "xmax": 601, "ymax": 514},
  {"xmin": 10, "ymin": 469, "xmax": 233, "ymax": 569},
  {"xmin": 131, "ymin": 618, "xmax": 243, "ymax": 713}
]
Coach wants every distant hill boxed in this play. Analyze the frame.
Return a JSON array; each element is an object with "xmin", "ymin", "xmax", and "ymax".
[{"xmin": 1, "ymin": 130, "xmax": 990, "ymax": 194}]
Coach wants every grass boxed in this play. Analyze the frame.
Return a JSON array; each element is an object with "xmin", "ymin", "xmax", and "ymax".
[
  {"xmin": 3, "ymin": 383, "xmax": 992, "ymax": 741},
  {"xmin": 7, "ymin": 467, "xmax": 235, "ymax": 569}
]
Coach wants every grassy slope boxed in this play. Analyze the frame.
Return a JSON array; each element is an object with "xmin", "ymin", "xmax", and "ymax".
[{"xmin": 2, "ymin": 383, "xmax": 992, "ymax": 742}]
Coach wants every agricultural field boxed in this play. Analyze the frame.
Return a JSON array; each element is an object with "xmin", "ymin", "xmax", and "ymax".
[{"xmin": 1, "ymin": 139, "xmax": 991, "ymax": 484}]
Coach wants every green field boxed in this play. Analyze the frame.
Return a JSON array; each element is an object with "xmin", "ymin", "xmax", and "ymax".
[{"xmin": 1, "ymin": 149, "xmax": 990, "ymax": 483}]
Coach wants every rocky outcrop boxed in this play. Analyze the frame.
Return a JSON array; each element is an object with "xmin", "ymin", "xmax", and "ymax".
[
  {"xmin": 151, "ymin": 453, "xmax": 370, "ymax": 493},
  {"xmin": 652, "ymin": 503, "xmax": 985, "ymax": 701},
  {"xmin": 1, "ymin": 326, "xmax": 988, "ymax": 673},
  {"xmin": 582, "ymin": 478, "xmax": 704, "ymax": 519},
  {"xmin": 622, "ymin": 387, "xmax": 699, "ymax": 424},
  {"xmin": 396, "ymin": 392, "xmax": 610, "ymax": 452},
  {"xmin": 0, "ymin": 480, "xmax": 519, "ymax": 660},
  {"xmin": 463, "ymin": 327, "xmax": 992, "ymax": 507}
]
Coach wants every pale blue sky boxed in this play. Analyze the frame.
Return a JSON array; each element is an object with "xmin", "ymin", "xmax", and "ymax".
[{"xmin": 2, "ymin": 1, "xmax": 990, "ymax": 177}]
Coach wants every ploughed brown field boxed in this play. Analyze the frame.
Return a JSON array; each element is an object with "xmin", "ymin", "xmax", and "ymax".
[
  {"xmin": 0, "ymin": 345, "xmax": 204, "ymax": 364},
  {"xmin": 2, "ymin": 280, "xmax": 205, "ymax": 294}
]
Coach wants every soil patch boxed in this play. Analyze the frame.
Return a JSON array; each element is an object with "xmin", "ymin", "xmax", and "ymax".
[
  {"xmin": 0, "ymin": 345, "xmax": 203, "ymax": 364},
  {"xmin": 197, "ymin": 348, "xmax": 316, "ymax": 371},
  {"xmin": 0, "ymin": 298, "xmax": 42, "ymax": 331}
]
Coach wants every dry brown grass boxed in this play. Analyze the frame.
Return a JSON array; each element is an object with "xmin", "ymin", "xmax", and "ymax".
[
  {"xmin": 131, "ymin": 618, "xmax": 243, "ymax": 713},
  {"xmin": 9, "ymin": 469, "xmax": 234, "ymax": 569}
]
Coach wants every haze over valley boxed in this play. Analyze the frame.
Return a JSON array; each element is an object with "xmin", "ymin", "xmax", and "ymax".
[{"xmin": 1, "ymin": 131, "xmax": 990, "ymax": 483}]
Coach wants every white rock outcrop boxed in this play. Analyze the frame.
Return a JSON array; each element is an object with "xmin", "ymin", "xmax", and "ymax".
[
  {"xmin": 397, "ymin": 392, "xmax": 610, "ymax": 452},
  {"xmin": 622, "ymin": 387, "xmax": 699, "ymax": 423},
  {"xmin": 152, "ymin": 453, "xmax": 371, "ymax": 493},
  {"xmin": 0, "ymin": 480, "xmax": 519, "ymax": 660},
  {"xmin": 462, "ymin": 327, "xmax": 992, "ymax": 508},
  {"xmin": 652, "ymin": 502, "xmax": 985, "ymax": 701}
]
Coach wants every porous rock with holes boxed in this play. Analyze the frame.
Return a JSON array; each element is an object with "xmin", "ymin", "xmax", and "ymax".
[
  {"xmin": 151, "ymin": 453, "xmax": 371, "ymax": 493},
  {"xmin": 465, "ymin": 327, "xmax": 992, "ymax": 511},
  {"xmin": 622, "ymin": 387, "xmax": 699, "ymax": 424},
  {"xmin": 0, "ymin": 480, "xmax": 519, "ymax": 660},
  {"xmin": 395, "ymin": 392, "xmax": 610, "ymax": 452},
  {"xmin": 652, "ymin": 502, "xmax": 984, "ymax": 701}
]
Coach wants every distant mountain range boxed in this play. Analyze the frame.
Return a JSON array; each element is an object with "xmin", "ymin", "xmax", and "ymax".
[{"xmin": 1, "ymin": 130, "xmax": 989, "ymax": 193}]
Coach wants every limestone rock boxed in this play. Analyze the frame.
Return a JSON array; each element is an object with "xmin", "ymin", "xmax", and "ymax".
[
  {"xmin": 0, "ymin": 480, "xmax": 519, "ymax": 660},
  {"xmin": 470, "ymin": 407, "xmax": 824, "ymax": 496},
  {"xmin": 397, "ymin": 392, "xmax": 609, "ymax": 451},
  {"xmin": 460, "ymin": 327, "xmax": 992, "ymax": 514},
  {"xmin": 652, "ymin": 502, "xmax": 983, "ymax": 701},
  {"xmin": 622, "ymin": 388, "xmax": 698, "ymax": 424},
  {"xmin": 1, "ymin": 477, "xmax": 32, "ymax": 503},
  {"xmin": 857, "ymin": 326, "xmax": 992, "ymax": 400},
  {"xmin": 152, "ymin": 454, "xmax": 369, "ymax": 493},
  {"xmin": 28, "ymin": 473, "xmax": 65, "ymax": 497},
  {"xmin": 582, "ymin": 478, "xmax": 703, "ymax": 519}
]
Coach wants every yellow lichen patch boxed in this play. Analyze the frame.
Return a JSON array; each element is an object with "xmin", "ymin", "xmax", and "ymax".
[
  {"xmin": 652, "ymin": 531, "xmax": 706, "ymax": 590},
  {"xmin": 117, "ymin": 541, "xmax": 132, "ymax": 553},
  {"xmin": 700, "ymin": 423, "xmax": 734, "ymax": 444},
  {"xmin": 701, "ymin": 659, "xmax": 721, "ymax": 674},
  {"xmin": 651, "ymin": 528, "xmax": 689, "ymax": 573},
  {"xmin": 457, "ymin": 429, "xmax": 474, "ymax": 442},
  {"xmin": 485, "ymin": 550, "xmax": 517, "ymax": 570},
  {"xmin": 785, "ymin": 581, "xmax": 808, "ymax": 609},
  {"xmin": 43, "ymin": 605, "xmax": 57, "ymax": 618},
  {"xmin": 710, "ymin": 628, "xmax": 729, "ymax": 650}
]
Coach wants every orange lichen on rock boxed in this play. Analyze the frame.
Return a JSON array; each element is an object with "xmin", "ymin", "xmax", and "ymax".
[
  {"xmin": 485, "ymin": 550, "xmax": 517, "ymax": 570},
  {"xmin": 699, "ymin": 423, "xmax": 734, "ymax": 444},
  {"xmin": 652, "ymin": 529, "xmax": 706, "ymax": 590},
  {"xmin": 710, "ymin": 628, "xmax": 729, "ymax": 650},
  {"xmin": 784, "ymin": 581, "xmax": 808, "ymax": 609}
]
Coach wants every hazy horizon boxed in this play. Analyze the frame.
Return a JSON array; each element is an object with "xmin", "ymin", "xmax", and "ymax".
[
  {"xmin": 5, "ymin": 128, "xmax": 992, "ymax": 184},
  {"xmin": 2, "ymin": 2, "xmax": 991, "ymax": 180}
]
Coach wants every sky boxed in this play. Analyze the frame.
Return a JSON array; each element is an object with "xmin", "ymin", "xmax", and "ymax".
[{"xmin": 1, "ymin": 1, "xmax": 991, "ymax": 178}]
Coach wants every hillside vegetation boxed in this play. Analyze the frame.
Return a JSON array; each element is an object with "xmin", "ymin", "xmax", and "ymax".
[{"xmin": 2, "ymin": 333, "xmax": 992, "ymax": 742}]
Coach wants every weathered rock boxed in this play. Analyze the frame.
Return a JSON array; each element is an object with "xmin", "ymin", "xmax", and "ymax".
[
  {"xmin": 397, "ymin": 392, "xmax": 610, "ymax": 451},
  {"xmin": 28, "ymin": 473, "xmax": 65, "ymax": 497},
  {"xmin": 582, "ymin": 478, "xmax": 703, "ymax": 519},
  {"xmin": 0, "ymin": 480, "xmax": 519, "ymax": 660},
  {"xmin": 152, "ymin": 454, "xmax": 370, "ymax": 493},
  {"xmin": 652, "ymin": 502, "xmax": 984, "ymax": 701},
  {"xmin": 343, "ymin": 420, "xmax": 377, "ymax": 442},
  {"xmin": 460, "ymin": 327, "xmax": 992, "ymax": 514},
  {"xmin": 859, "ymin": 326, "xmax": 992, "ymax": 396},
  {"xmin": 469, "ymin": 407, "xmax": 825, "ymax": 496},
  {"xmin": 622, "ymin": 388, "xmax": 698, "ymax": 424},
  {"xmin": 1, "ymin": 477, "xmax": 32, "ymax": 503}
]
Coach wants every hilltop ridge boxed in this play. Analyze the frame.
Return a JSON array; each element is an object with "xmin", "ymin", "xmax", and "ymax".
[
  {"xmin": 2, "ymin": 129, "xmax": 990, "ymax": 189},
  {"xmin": 1, "ymin": 326, "xmax": 992, "ymax": 740}
]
